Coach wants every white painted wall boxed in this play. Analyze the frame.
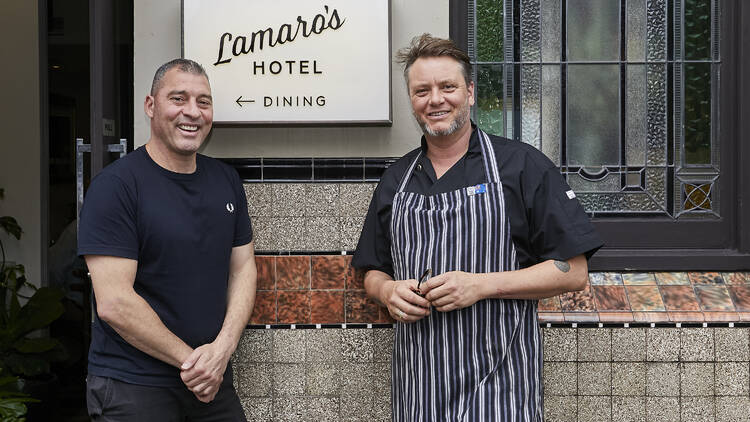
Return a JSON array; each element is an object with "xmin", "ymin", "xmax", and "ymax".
[
  {"xmin": 134, "ymin": 0, "xmax": 449, "ymax": 157},
  {"xmin": 0, "ymin": 2, "xmax": 42, "ymax": 286}
]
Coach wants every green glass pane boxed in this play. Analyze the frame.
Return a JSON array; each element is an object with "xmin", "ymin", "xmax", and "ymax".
[
  {"xmin": 684, "ymin": 0, "xmax": 711, "ymax": 60},
  {"xmin": 684, "ymin": 63, "xmax": 711, "ymax": 164},
  {"xmin": 475, "ymin": 64, "xmax": 504, "ymax": 135},
  {"xmin": 477, "ymin": 0, "xmax": 504, "ymax": 62}
]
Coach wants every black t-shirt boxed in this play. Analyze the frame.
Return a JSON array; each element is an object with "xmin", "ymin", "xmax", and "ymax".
[
  {"xmin": 78, "ymin": 146, "xmax": 252, "ymax": 386},
  {"xmin": 352, "ymin": 125, "xmax": 603, "ymax": 277}
]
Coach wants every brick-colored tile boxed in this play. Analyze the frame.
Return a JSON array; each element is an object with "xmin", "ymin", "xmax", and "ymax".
[
  {"xmin": 660, "ymin": 285, "xmax": 700, "ymax": 311},
  {"xmin": 593, "ymin": 286, "xmax": 630, "ymax": 311},
  {"xmin": 695, "ymin": 285, "xmax": 734, "ymax": 311},
  {"xmin": 728, "ymin": 285, "xmax": 750, "ymax": 311},
  {"xmin": 688, "ymin": 272, "xmax": 724, "ymax": 284},
  {"xmin": 255, "ymin": 256, "xmax": 276, "ymax": 290},
  {"xmin": 561, "ymin": 284, "xmax": 596, "ymax": 312},
  {"xmin": 250, "ymin": 290, "xmax": 276, "ymax": 324},
  {"xmin": 539, "ymin": 296, "xmax": 562, "ymax": 311},
  {"xmin": 626, "ymin": 286, "xmax": 666, "ymax": 311},
  {"xmin": 345, "ymin": 290, "xmax": 379, "ymax": 323},
  {"xmin": 311, "ymin": 255, "xmax": 347, "ymax": 289},
  {"xmin": 310, "ymin": 291, "xmax": 345, "ymax": 323},
  {"xmin": 276, "ymin": 256, "xmax": 310, "ymax": 290},
  {"xmin": 277, "ymin": 291, "xmax": 311, "ymax": 323}
]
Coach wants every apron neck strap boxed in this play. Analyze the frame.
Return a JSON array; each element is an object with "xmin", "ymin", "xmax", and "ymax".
[{"xmin": 396, "ymin": 150, "xmax": 423, "ymax": 194}]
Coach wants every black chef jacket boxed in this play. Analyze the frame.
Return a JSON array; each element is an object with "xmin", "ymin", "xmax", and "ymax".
[{"xmin": 352, "ymin": 124, "xmax": 603, "ymax": 278}]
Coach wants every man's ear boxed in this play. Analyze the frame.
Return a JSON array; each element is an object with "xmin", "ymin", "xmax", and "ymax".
[
  {"xmin": 144, "ymin": 95, "xmax": 155, "ymax": 118},
  {"xmin": 467, "ymin": 81, "xmax": 475, "ymax": 107}
]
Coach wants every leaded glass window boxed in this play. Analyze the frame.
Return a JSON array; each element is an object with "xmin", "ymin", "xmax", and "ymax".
[{"xmin": 469, "ymin": 0, "xmax": 720, "ymax": 219}]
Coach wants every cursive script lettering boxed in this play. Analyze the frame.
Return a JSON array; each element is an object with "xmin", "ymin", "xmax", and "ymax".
[{"xmin": 214, "ymin": 6, "xmax": 346, "ymax": 66}]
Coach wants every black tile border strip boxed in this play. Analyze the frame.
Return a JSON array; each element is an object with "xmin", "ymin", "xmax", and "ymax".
[{"xmin": 219, "ymin": 157, "xmax": 399, "ymax": 183}]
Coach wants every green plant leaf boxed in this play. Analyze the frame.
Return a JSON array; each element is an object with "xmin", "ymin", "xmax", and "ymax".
[
  {"xmin": 13, "ymin": 287, "xmax": 65, "ymax": 338},
  {"xmin": 0, "ymin": 217, "xmax": 22, "ymax": 241},
  {"xmin": 0, "ymin": 400, "xmax": 29, "ymax": 421},
  {"xmin": 12, "ymin": 338, "xmax": 60, "ymax": 354},
  {"xmin": 5, "ymin": 354, "xmax": 49, "ymax": 378}
]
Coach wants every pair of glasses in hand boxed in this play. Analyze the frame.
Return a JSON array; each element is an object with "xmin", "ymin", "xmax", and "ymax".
[{"xmin": 415, "ymin": 269, "xmax": 431, "ymax": 296}]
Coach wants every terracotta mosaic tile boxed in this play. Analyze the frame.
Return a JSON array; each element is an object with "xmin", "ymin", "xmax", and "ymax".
[
  {"xmin": 667, "ymin": 311, "xmax": 704, "ymax": 322},
  {"xmin": 593, "ymin": 286, "xmax": 630, "ymax": 310},
  {"xmin": 250, "ymin": 290, "xmax": 276, "ymax": 324},
  {"xmin": 276, "ymin": 256, "xmax": 310, "ymax": 290},
  {"xmin": 654, "ymin": 272, "xmax": 691, "ymax": 285},
  {"xmin": 537, "ymin": 312, "xmax": 565, "ymax": 323},
  {"xmin": 310, "ymin": 291, "xmax": 345, "ymax": 323},
  {"xmin": 728, "ymin": 285, "xmax": 750, "ymax": 311},
  {"xmin": 563, "ymin": 312, "xmax": 599, "ymax": 323},
  {"xmin": 622, "ymin": 273, "xmax": 657, "ymax": 285},
  {"xmin": 625, "ymin": 286, "xmax": 666, "ymax": 311},
  {"xmin": 598, "ymin": 312, "xmax": 634, "ymax": 323},
  {"xmin": 345, "ymin": 260, "xmax": 366, "ymax": 290},
  {"xmin": 378, "ymin": 306, "xmax": 396, "ymax": 324},
  {"xmin": 589, "ymin": 272, "xmax": 623, "ymax": 285},
  {"xmin": 311, "ymin": 255, "xmax": 347, "ymax": 289},
  {"xmin": 694, "ymin": 285, "xmax": 735, "ymax": 311},
  {"xmin": 277, "ymin": 291, "xmax": 311, "ymax": 324},
  {"xmin": 538, "ymin": 296, "xmax": 562, "ymax": 311},
  {"xmin": 560, "ymin": 284, "xmax": 596, "ymax": 312},
  {"xmin": 659, "ymin": 286, "xmax": 701, "ymax": 311},
  {"xmin": 703, "ymin": 312, "xmax": 740, "ymax": 322},
  {"xmin": 632, "ymin": 311, "xmax": 670, "ymax": 323},
  {"xmin": 722, "ymin": 272, "xmax": 750, "ymax": 284},
  {"xmin": 688, "ymin": 272, "xmax": 724, "ymax": 284},
  {"xmin": 255, "ymin": 256, "xmax": 276, "ymax": 290},
  {"xmin": 345, "ymin": 290, "xmax": 379, "ymax": 323}
]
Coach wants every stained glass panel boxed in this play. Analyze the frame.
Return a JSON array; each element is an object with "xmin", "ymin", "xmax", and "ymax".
[
  {"xmin": 627, "ymin": 0, "xmax": 647, "ymax": 61},
  {"xmin": 567, "ymin": 0, "xmax": 620, "ymax": 61},
  {"xmin": 475, "ymin": 64, "xmax": 505, "ymax": 136},
  {"xmin": 477, "ymin": 0, "xmax": 504, "ymax": 62},
  {"xmin": 521, "ymin": 65, "xmax": 541, "ymax": 148},
  {"xmin": 684, "ymin": 62, "xmax": 711, "ymax": 165}
]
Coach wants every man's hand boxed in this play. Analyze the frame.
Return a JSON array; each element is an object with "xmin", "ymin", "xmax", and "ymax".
[
  {"xmin": 380, "ymin": 279, "xmax": 431, "ymax": 323},
  {"xmin": 180, "ymin": 342, "xmax": 232, "ymax": 403},
  {"xmin": 420, "ymin": 271, "xmax": 481, "ymax": 312}
]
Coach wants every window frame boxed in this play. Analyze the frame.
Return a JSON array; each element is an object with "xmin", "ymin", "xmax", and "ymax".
[{"xmin": 450, "ymin": 0, "xmax": 750, "ymax": 270}]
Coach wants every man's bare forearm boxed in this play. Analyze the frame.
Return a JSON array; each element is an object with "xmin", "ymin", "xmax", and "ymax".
[
  {"xmin": 214, "ymin": 243, "xmax": 257, "ymax": 355},
  {"xmin": 86, "ymin": 255, "xmax": 193, "ymax": 368},
  {"xmin": 477, "ymin": 254, "xmax": 589, "ymax": 300}
]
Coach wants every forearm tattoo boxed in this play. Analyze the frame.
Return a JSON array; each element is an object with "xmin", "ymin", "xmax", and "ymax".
[{"xmin": 554, "ymin": 260, "xmax": 571, "ymax": 273}]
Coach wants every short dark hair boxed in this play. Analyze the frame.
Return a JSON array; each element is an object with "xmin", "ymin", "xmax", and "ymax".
[
  {"xmin": 395, "ymin": 34, "xmax": 472, "ymax": 87},
  {"xmin": 150, "ymin": 58, "xmax": 209, "ymax": 95}
]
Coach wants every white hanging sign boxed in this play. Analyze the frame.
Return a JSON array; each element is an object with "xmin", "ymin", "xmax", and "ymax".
[{"xmin": 182, "ymin": 0, "xmax": 392, "ymax": 125}]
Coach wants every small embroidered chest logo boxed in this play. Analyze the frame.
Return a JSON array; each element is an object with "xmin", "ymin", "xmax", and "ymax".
[
  {"xmin": 467, "ymin": 183, "xmax": 487, "ymax": 196},
  {"xmin": 226, "ymin": 202, "xmax": 235, "ymax": 213}
]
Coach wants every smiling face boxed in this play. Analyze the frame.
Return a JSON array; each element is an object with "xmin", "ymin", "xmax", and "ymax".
[
  {"xmin": 144, "ymin": 67, "xmax": 213, "ymax": 157},
  {"xmin": 407, "ymin": 56, "xmax": 474, "ymax": 138}
]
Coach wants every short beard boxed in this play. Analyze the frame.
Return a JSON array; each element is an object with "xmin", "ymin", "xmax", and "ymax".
[{"xmin": 415, "ymin": 99, "xmax": 471, "ymax": 137}]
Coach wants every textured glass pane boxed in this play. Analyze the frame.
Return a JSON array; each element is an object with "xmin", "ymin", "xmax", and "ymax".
[
  {"xmin": 522, "ymin": 65, "xmax": 541, "ymax": 148},
  {"xmin": 567, "ymin": 0, "xmax": 620, "ymax": 61},
  {"xmin": 626, "ymin": 172, "xmax": 642, "ymax": 187},
  {"xmin": 578, "ymin": 193, "xmax": 661, "ymax": 212},
  {"xmin": 647, "ymin": 64, "xmax": 667, "ymax": 165},
  {"xmin": 541, "ymin": 0, "xmax": 561, "ymax": 62},
  {"xmin": 476, "ymin": 65, "xmax": 505, "ymax": 135},
  {"xmin": 521, "ymin": 0, "xmax": 541, "ymax": 62},
  {"xmin": 647, "ymin": 0, "xmax": 666, "ymax": 61},
  {"xmin": 627, "ymin": 0, "xmax": 647, "ymax": 61},
  {"xmin": 684, "ymin": 0, "xmax": 711, "ymax": 60},
  {"xmin": 541, "ymin": 65, "xmax": 560, "ymax": 165},
  {"xmin": 568, "ymin": 172, "xmax": 619, "ymax": 192},
  {"xmin": 626, "ymin": 65, "xmax": 647, "ymax": 165},
  {"xmin": 646, "ymin": 168, "xmax": 666, "ymax": 208},
  {"xmin": 477, "ymin": 0, "xmax": 504, "ymax": 62},
  {"xmin": 567, "ymin": 65, "xmax": 620, "ymax": 167},
  {"xmin": 684, "ymin": 63, "xmax": 711, "ymax": 164}
]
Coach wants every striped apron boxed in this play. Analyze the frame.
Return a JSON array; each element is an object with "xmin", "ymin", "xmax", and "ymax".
[{"xmin": 390, "ymin": 129, "xmax": 543, "ymax": 421}]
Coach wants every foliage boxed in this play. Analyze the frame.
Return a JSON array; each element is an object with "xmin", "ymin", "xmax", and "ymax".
[
  {"xmin": 0, "ymin": 190, "xmax": 67, "ymax": 378},
  {"xmin": 0, "ymin": 370, "xmax": 37, "ymax": 421}
]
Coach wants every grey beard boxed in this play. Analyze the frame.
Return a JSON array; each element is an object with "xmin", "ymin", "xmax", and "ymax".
[{"xmin": 415, "ymin": 102, "xmax": 470, "ymax": 137}]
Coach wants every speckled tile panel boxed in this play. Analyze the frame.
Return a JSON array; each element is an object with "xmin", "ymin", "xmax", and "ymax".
[
  {"xmin": 543, "ymin": 328, "xmax": 577, "ymax": 362},
  {"xmin": 544, "ymin": 362, "xmax": 577, "ymax": 395},
  {"xmin": 272, "ymin": 330, "xmax": 306, "ymax": 363},
  {"xmin": 304, "ymin": 362, "xmax": 341, "ymax": 395},
  {"xmin": 236, "ymin": 362, "xmax": 273, "ymax": 398},
  {"xmin": 543, "ymin": 396, "xmax": 577, "ymax": 422},
  {"xmin": 304, "ymin": 184, "xmax": 339, "ymax": 217},
  {"xmin": 681, "ymin": 397, "xmax": 716, "ymax": 422},
  {"xmin": 681, "ymin": 328, "xmax": 715, "ymax": 361},
  {"xmin": 340, "ymin": 362, "xmax": 374, "ymax": 397},
  {"xmin": 272, "ymin": 363, "xmax": 305, "ymax": 396},
  {"xmin": 341, "ymin": 329, "xmax": 374, "ymax": 362},
  {"xmin": 647, "ymin": 328, "xmax": 681, "ymax": 362},
  {"xmin": 340, "ymin": 395, "xmax": 374, "ymax": 422},
  {"xmin": 611, "ymin": 396, "xmax": 645, "ymax": 422},
  {"xmin": 716, "ymin": 396, "xmax": 750, "ymax": 422},
  {"xmin": 715, "ymin": 362, "xmax": 749, "ymax": 396},
  {"xmin": 305, "ymin": 329, "xmax": 342, "ymax": 362},
  {"xmin": 612, "ymin": 328, "xmax": 646, "ymax": 362},
  {"xmin": 646, "ymin": 362, "xmax": 680, "ymax": 396},
  {"xmin": 715, "ymin": 328, "xmax": 750, "ymax": 362},
  {"xmin": 270, "ymin": 183, "xmax": 307, "ymax": 217},
  {"xmin": 578, "ymin": 396, "xmax": 611, "ymax": 422},
  {"xmin": 339, "ymin": 183, "xmax": 376, "ymax": 217},
  {"xmin": 681, "ymin": 362, "xmax": 715, "ymax": 396},
  {"xmin": 244, "ymin": 183, "xmax": 273, "ymax": 217},
  {"xmin": 578, "ymin": 362, "xmax": 611, "ymax": 395},
  {"xmin": 251, "ymin": 216, "xmax": 277, "ymax": 251},
  {"xmin": 340, "ymin": 216, "xmax": 365, "ymax": 251},
  {"xmin": 273, "ymin": 217, "xmax": 306, "ymax": 251},
  {"xmin": 236, "ymin": 330, "xmax": 273, "ymax": 364},
  {"xmin": 303, "ymin": 217, "xmax": 341, "ymax": 250},
  {"xmin": 646, "ymin": 397, "xmax": 680, "ymax": 422},
  {"xmin": 240, "ymin": 397, "xmax": 274, "ymax": 422},
  {"xmin": 612, "ymin": 362, "xmax": 646, "ymax": 396},
  {"xmin": 578, "ymin": 328, "xmax": 612, "ymax": 361},
  {"xmin": 372, "ymin": 328, "xmax": 394, "ymax": 363}
]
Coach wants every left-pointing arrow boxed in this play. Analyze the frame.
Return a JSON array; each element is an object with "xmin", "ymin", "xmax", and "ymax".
[{"xmin": 236, "ymin": 96, "xmax": 255, "ymax": 107}]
